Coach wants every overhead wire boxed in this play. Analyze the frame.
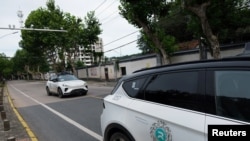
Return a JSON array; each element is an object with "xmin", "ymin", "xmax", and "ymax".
[
  {"xmin": 94, "ymin": 0, "xmax": 107, "ymax": 11},
  {"xmin": 104, "ymin": 40, "xmax": 137, "ymax": 53},
  {"xmin": 102, "ymin": 15, "xmax": 120, "ymax": 25},
  {"xmin": 96, "ymin": 0, "xmax": 118, "ymax": 17},
  {"xmin": 93, "ymin": 0, "xmax": 140, "ymax": 55},
  {"xmin": 103, "ymin": 31, "xmax": 140, "ymax": 55},
  {"xmin": 100, "ymin": 10, "xmax": 119, "ymax": 21},
  {"xmin": 104, "ymin": 30, "xmax": 139, "ymax": 46},
  {"xmin": 95, "ymin": 0, "xmax": 120, "ymax": 25}
]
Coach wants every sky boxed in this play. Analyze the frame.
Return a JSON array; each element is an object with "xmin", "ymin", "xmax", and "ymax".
[{"xmin": 0, "ymin": 0, "xmax": 141, "ymax": 58}]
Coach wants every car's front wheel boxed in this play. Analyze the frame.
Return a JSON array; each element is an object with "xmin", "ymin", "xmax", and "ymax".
[
  {"xmin": 46, "ymin": 87, "xmax": 52, "ymax": 96},
  {"xmin": 82, "ymin": 91, "xmax": 88, "ymax": 96},
  {"xmin": 110, "ymin": 132, "xmax": 131, "ymax": 141},
  {"xmin": 57, "ymin": 88, "xmax": 64, "ymax": 98}
]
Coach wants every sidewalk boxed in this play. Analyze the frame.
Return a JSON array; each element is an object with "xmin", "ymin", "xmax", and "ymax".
[
  {"xmin": 0, "ymin": 80, "xmax": 117, "ymax": 141},
  {"xmin": 0, "ymin": 85, "xmax": 31, "ymax": 141}
]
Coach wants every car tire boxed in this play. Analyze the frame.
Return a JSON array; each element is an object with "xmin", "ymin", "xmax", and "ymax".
[
  {"xmin": 46, "ymin": 87, "xmax": 52, "ymax": 96},
  {"xmin": 110, "ymin": 132, "xmax": 131, "ymax": 141},
  {"xmin": 58, "ymin": 88, "xmax": 64, "ymax": 98},
  {"xmin": 83, "ymin": 91, "xmax": 88, "ymax": 96}
]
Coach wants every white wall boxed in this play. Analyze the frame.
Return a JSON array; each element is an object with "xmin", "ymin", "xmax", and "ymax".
[
  {"xmin": 76, "ymin": 47, "xmax": 245, "ymax": 81},
  {"xmin": 76, "ymin": 57, "xmax": 158, "ymax": 81},
  {"xmin": 118, "ymin": 57, "xmax": 158, "ymax": 76}
]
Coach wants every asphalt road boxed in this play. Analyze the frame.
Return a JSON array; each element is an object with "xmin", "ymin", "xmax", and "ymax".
[{"xmin": 6, "ymin": 80, "xmax": 114, "ymax": 141}]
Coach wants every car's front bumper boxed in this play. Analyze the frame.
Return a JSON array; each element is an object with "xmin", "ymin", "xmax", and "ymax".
[{"xmin": 62, "ymin": 85, "xmax": 88, "ymax": 96}]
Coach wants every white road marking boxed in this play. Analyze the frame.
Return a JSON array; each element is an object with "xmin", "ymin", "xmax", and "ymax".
[{"xmin": 10, "ymin": 85, "xmax": 103, "ymax": 141}]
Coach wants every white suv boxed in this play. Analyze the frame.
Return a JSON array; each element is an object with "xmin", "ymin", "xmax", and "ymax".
[{"xmin": 101, "ymin": 57, "xmax": 250, "ymax": 141}]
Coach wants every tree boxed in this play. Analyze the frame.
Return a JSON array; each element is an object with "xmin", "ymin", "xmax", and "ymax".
[
  {"xmin": 119, "ymin": 0, "xmax": 178, "ymax": 64},
  {"xmin": 61, "ymin": 13, "xmax": 83, "ymax": 73},
  {"xmin": 22, "ymin": 0, "xmax": 65, "ymax": 73},
  {"xmin": 0, "ymin": 53, "xmax": 13, "ymax": 80},
  {"xmin": 12, "ymin": 50, "xmax": 28, "ymax": 74},
  {"xmin": 62, "ymin": 11, "xmax": 102, "ymax": 74},
  {"xmin": 75, "ymin": 60, "xmax": 85, "ymax": 68},
  {"xmin": 180, "ymin": 0, "xmax": 250, "ymax": 58},
  {"xmin": 22, "ymin": 0, "xmax": 102, "ymax": 75}
]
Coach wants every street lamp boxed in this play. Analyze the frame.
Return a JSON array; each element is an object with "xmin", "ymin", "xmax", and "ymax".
[{"xmin": 0, "ymin": 31, "xmax": 18, "ymax": 39}]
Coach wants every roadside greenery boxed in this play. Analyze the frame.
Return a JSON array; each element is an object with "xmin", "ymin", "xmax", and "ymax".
[
  {"xmin": 1, "ymin": 0, "xmax": 249, "ymax": 79},
  {"xmin": 119, "ymin": 0, "xmax": 250, "ymax": 63},
  {"xmin": 17, "ymin": 0, "xmax": 102, "ymax": 79},
  {"xmin": 0, "ymin": 53, "xmax": 13, "ymax": 80}
]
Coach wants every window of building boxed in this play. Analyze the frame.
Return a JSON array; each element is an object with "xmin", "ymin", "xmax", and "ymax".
[
  {"xmin": 215, "ymin": 70, "xmax": 250, "ymax": 122},
  {"xmin": 144, "ymin": 71, "xmax": 204, "ymax": 112}
]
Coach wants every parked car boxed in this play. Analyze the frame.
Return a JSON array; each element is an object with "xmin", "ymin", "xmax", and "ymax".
[
  {"xmin": 46, "ymin": 72, "xmax": 88, "ymax": 98},
  {"xmin": 101, "ymin": 56, "xmax": 250, "ymax": 141}
]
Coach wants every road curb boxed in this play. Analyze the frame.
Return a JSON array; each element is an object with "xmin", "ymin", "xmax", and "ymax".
[{"xmin": 5, "ymin": 85, "xmax": 38, "ymax": 141}]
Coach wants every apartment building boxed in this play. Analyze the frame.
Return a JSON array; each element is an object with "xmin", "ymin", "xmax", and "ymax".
[
  {"xmin": 47, "ymin": 37, "xmax": 104, "ymax": 71},
  {"xmin": 77, "ymin": 38, "xmax": 104, "ymax": 66}
]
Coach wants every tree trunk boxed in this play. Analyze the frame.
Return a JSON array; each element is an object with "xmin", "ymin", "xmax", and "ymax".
[
  {"xmin": 37, "ymin": 66, "xmax": 44, "ymax": 80},
  {"xmin": 24, "ymin": 65, "xmax": 34, "ymax": 80},
  {"xmin": 135, "ymin": 18, "xmax": 170, "ymax": 65},
  {"xmin": 71, "ymin": 62, "xmax": 76, "ymax": 75},
  {"xmin": 67, "ymin": 54, "xmax": 76, "ymax": 75},
  {"xmin": 186, "ymin": 0, "xmax": 221, "ymax": 59}
]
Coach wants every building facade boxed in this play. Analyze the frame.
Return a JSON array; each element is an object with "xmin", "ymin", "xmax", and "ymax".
[
  {"xmin": 76, "ymin": 42, "xmax": 247, "ymax": 81},
  {"xmin": 76, "ymin": 38, "xmax": 104, "ymax": 66}
]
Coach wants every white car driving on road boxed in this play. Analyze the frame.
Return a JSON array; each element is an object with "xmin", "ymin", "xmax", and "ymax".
[{"xmin": 46, "ymin": 72, "xmax": 88, "ymax": 98}]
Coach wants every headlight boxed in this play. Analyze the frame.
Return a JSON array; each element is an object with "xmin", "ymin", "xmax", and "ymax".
[{"xmin": 62, "ymin": 84, "xmax": 69, "ymax": 87}]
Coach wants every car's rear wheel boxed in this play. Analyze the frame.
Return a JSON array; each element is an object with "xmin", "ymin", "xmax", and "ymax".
[
  {"xmin": 46, "ymin": 87, "xmax": 52, "ymax": 96},
  {"xmin": 110, "ymin": 132, "xmax": 130, "ymax": 141},
  {"xmin": 58, "ymin": 88, "xmax": 64, "ymax": 98}
]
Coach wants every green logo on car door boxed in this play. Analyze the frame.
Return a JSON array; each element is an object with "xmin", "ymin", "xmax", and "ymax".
[
  {"xmin": 150, "ymin": 120, "xmax": 172, "ymax": 141},
  {"xmin": 155, "ymin": 128, "xmax": 167, "ymax": 141}
]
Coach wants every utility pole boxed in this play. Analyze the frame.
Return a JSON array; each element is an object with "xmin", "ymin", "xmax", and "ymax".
[{"xmin": 17, "ymin": 10, "xmax": 24, "ymax": 28}]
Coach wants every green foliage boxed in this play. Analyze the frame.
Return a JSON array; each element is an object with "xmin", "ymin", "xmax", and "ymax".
[
  {"xmin": 20, "ymin": 0, "xmax": 102, "ymax": 74},
  {"xmin": 93, "ymin": 51, "xmax": 104, "ymax": 65},
  {"xmin": 62, "ymin": 11, "xmax": 102, "ymax": 73},
  {"xmin": 137, "ymin": 35, "xmax": 153, "ymax": 54},
  {"xmin": 183, "ymin": 0, "xmax": 250, "ymax": 43},
  {"xmin": 20, "ymin": 0, "xmax": 65, "ymax": 72},
  {"xmin": 75, "ymin": 60, "xmax": 85, "ymax": 68},
  {"xmin": 162, "ymin": 35, "xmax": 179, "ymax": 55},
  {"xmin": 12, "ymin": 50, "xmax": 28, "ymax": 73},
  {"xmin": 114, "ymin": 59, "xmax": 120, "ymax": 72},
  {"xmin": 119, "ymin": 0, "xmax": 179, "ymax": 64},
  {"xmin": 119, "ymin": 0, "xmax": 171, "ymax": 29},
  {"xmin": 83, "ymin": 11, "xmax": 102, "ymax": 45},
  {"xmin": 124, "ymin": 0, "xmax": 250, "ymax": 59},
  {"xmin": 0, "ymin": 53, "xmax": 13, "ymax": 79}
]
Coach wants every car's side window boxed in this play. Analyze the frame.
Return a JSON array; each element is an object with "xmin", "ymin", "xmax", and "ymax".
[
  {"xmin": 123, "ymin": 77, "xmax": 147, "ymax": 98},
  {"xmin": 49, "ymin": 76, "xmax": 56, "ymax": 81},
  {"xmin": 215, "ymin": 70, "xmax": 250, "ymax": 122},
  {"xmin": 144, "ymin": 71, "xmax": 204, "ymax": 112}
]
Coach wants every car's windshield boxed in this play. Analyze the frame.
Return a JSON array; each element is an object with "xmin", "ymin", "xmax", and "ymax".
[{"xmin": 58, "ymin": 75, "xmax": 78, "ymax": 82}]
